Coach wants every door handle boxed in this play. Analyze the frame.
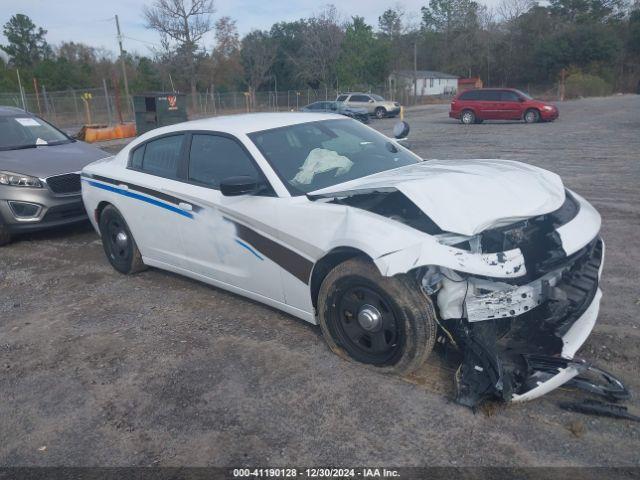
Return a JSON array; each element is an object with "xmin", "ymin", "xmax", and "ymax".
[{"xmin": 178, "ymin": 202, "xmax": 193, "ymax": 212}]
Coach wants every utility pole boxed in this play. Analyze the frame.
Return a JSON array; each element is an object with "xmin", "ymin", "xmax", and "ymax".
[
  {"xmin": 413, "ymin": 40, "xmax": 418, "ymax": 104},
  {"xmin": 115, "ymin": 15, "xmax": 131, "ymax": 118}
]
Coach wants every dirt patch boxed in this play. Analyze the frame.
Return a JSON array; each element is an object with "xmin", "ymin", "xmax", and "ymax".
[{"xmin": 1, "ymin": 96, "xmax": 640, "ymax": 466}]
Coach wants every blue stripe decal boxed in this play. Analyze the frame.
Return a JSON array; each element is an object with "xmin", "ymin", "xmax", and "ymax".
[
  {"xmin": 235, "ymin": 239, "xmax": 264, "ymax": 261},
  {"xmin": 84, "ymin": 179, "xmax": 193, "ymax": 219}
]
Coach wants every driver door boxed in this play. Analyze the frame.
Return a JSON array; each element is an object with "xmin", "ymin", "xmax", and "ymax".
[{"xmin": 166, "ymin": 132, "xmax": 286, "ymax": 302}]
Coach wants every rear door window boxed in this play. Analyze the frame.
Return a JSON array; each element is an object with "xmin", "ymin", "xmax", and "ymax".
[
  {"xmin": 480, "ymin": 90, "xmax": 501, "ymax": 101},
  {"xmin": 336, "ymin": 95, "xmax": 348, "ymax": 102},
  {"xmin": 131, "ymin": 134, "xmax": 185, "ymax": 178},
  {"xmin": 350, "ymin": 95, "xmax": 371, "ymax": 102}
]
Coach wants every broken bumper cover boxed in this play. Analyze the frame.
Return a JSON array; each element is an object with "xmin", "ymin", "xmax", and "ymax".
[
  {"xmin": 452, "ymin": 237, "xmax": 608, "ymax": 406},
  {"xmin": 511, "ymin": 288, "xmax": 601, "ymax": 402}
]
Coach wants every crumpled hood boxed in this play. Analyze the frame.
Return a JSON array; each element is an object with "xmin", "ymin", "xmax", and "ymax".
[
  {"xmin": 0, "ymin": 141, "xmax": 109, "ymax": 178},
  {"xmin": 309, "ymin": 159, "xmax": 566, "ymax": 236}
]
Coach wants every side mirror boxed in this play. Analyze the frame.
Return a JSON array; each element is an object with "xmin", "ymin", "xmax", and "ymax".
[
  {"xmin": 393, "ymin": 121, "xmax": 410, "ymax": 139},
  {"xmin": 220, "ymin": 176, "xmax": 263, "ymax": 196},
  {"xmin": 518, "ymin": 97, "xmax": 526, "ymax": 102},
  {"xmin": 368, "ymin": 99, "xmax": 374, "ymax": 103}
]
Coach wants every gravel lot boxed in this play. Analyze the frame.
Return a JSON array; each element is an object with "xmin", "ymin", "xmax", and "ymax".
[{"xmin": 1, "ymin": 95, "xmax": 639, "ymax": 467}]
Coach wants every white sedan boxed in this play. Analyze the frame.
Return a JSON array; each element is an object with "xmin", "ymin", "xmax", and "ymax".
[{"xmin": 81, "ymin": 113, "xmax": 616, "ymax": 408}]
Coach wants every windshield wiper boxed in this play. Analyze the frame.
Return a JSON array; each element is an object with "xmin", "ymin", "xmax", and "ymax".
[
  {"xmin": 42, "ymin": 139, "xmax": 74, "ymax": 146},
  {"xmin": 0, "ymin": 144, "xmax": 38, "ymax": 151}
]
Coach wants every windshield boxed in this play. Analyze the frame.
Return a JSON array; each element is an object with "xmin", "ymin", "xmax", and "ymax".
[
  {"xmin": 0, "ymin": 115, "xmax": 71, "ymax": 150},
  {"xmin": 249, "ymin": 119, "xmax": 420, "ymax": 195},
  {"xmin": 370, "ymin": 94, "xmax": 385, "ymax": 101}
]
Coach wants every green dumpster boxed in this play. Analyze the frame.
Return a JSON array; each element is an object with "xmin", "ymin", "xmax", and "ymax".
[{"xmin": 133, "ymin": 93, "xmax": 187, "ymax": 135}]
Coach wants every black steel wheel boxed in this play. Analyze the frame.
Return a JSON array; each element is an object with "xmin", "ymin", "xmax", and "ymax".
[
  {"xmin": 98, "ymin": 205, "xmax": 146, "ymax": 274},
  {"xmin": 333, "ymin": 285, "xmax": 403, "ymax": 365},
  {"xmin": 318, "ymin": 258, "xmax": 437, "ymax": 374}
]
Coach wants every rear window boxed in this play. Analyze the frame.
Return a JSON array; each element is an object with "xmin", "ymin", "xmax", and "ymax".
[{"xmin": 336, "ymin": 95, "xmax": 348, "ymax": 102}]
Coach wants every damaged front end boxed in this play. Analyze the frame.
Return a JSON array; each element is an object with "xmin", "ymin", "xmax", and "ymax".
[
  {"xmin": 310, "ymin": 163, "xmax": 625, "ymax": 407},
  {"xmin": 413, "ymin": 194, "xmax": 622, "ymax": 407},
  {"xmin": 428, "ymin": 235, "xmax": 613, "ymax": 407}
]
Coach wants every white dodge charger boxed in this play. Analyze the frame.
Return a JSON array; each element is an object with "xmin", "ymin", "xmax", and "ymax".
[{"xmin": 81, "ymin": 113, "xmax": 615, "ymax": 408}]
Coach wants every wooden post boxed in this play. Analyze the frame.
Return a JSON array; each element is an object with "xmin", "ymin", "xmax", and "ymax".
[
  {"xmin": 102, "ymin": 78, "xmax": 113, "ymax": 125},
  {"xmin": 33, "ymin": 78, "xmax": 42, "ymax": 115},
  {"xmin": 112, "ymin": 74, "xmax": 124, "ymax": 124}
]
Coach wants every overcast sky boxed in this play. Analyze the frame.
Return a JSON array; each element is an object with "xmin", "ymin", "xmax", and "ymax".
[{"xmin": 0, "ymin": 0, "xmax": 499, "ymax": 58}]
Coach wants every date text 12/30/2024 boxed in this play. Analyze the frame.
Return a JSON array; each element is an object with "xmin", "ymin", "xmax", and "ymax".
[{"xmin": 232, "ymin": 468, "xmax": 400, "ymax": 478}]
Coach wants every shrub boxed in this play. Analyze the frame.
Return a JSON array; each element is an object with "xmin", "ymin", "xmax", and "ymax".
[{"xmin": 564, "ymin": 73, "xmax": 612, "ymax": 98}]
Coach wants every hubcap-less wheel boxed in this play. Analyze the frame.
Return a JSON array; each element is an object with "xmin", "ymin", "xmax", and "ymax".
[
  {"xmin": 333, "ymin": 285, "xmax": 403, "ymax": 364},
  {"xmin": 375, "ymin": 107, "xmax": 386, "ymax": 119},
  {"xmin": 461, "ymin": 110, "xmax": 475, "ymax": 124},
  {"xmin": 106, "ymin": 218, "xmax": 132, "ymax": 263},
  {"xmin": 98, "ymin": 205, "xmax": 146, "ymax": 275},
  {"xmin": 318, "ymin": 258, "xmax": 437, "ymax": 374}
]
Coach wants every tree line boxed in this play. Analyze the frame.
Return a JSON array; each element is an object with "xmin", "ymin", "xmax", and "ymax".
[{"xmin": 1, "ymin": 0, "xmax": 639, "ymax": 100}]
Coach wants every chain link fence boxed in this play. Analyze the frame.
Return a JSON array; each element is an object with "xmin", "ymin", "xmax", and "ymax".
[{"xmin": 0, "ymin": 83, "xmax": 461, "ymax": 132}]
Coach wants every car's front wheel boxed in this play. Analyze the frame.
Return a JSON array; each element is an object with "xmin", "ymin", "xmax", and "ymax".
[
  {"xmin": 98, "ymin": 205, "xmax": 146, "ymax": 274},
  {"xmin": 375, "ymin": 107, "xmax": 387, "ymax": 119},
  {"xmin": 318, "ymin": 258, "xmax": 437, "ymax": 375},
  {"xmin": 524, "ymin": 109, "xmax": 540, "ymax": 123}
]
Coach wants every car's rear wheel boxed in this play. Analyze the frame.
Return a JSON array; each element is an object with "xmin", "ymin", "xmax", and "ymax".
[
  {"xmin": 98, "ymin": 205, "xmax": 146, "ymax": 274},
  {"xmin": 0, "ymin": 221, "xmax": 11, "ymax": 247},
  {"xmin": 461, "ymin": 109, "xmax": 476, "ymax": 125},
  {"xmin": 375, "ymin": 107, "xmax": 387, "ymax": 119},
  {"xmin": 524, "ymin": 109, "xmax": 540, "ymax": 123},
  {"xmin": 318, "ymin": 258, "xmax": 437, "ymax": 375}
]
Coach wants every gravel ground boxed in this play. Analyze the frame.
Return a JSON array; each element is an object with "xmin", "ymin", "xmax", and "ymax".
[{"xmin": 1, "ymin": 95, "xmax": 639, "ymax": 467}]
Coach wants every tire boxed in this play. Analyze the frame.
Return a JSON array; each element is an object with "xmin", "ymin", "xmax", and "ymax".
[
  {"xmin": 0, "ymin": 222, "xmax": 11, "ymax": 247},
  {"xmin": 317, "ymin": 258, "xmax": 437, "ymax": 375},
  {"xmin": 98, "ymin": 205, "xmax": 146, "ymax": 274},
  {"xmin": 524, "ymin": 109, "xmax": 540, "ymax": 123},
  {"xmin": 374, "ymin": 107, "xmax": 387, "ymax": 119},
  {"xmin": 460, "ymin": 109, "xmax": 476, "ymax": 125}
]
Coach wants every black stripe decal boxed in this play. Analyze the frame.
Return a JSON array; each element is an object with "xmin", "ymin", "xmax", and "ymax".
[
  {"xmin": 231, "ymin": 220, "xmax": 313, "ymax": 284},
  {"xmin": 86, "ymin": 174, "xmax": 201, "ymax": 212}
]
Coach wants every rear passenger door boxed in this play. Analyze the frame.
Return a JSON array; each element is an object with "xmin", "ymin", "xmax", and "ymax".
[
  {"xmin": 167, "ymin": 132, "xmax": 286, "ymax": 302},
  {"xmin": 499, "ymin": 90, "xmax": 524, "ymax": 119},
  {"xmin": 122, "ymin": 133, "xmax": 191, "ymax": 267},
  {"xmin": 478, "ymin": 90, "xmax": 501, "ymax": 119}
]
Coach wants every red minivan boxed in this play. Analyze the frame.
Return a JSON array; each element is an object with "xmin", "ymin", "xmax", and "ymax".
[{"xmin": 450, "ymin": 88, "xmax": 559, "ymax": 124}]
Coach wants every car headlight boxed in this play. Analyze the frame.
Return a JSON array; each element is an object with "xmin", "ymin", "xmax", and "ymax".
[
  {"xmin": 0, "ymin": 171, "xmax": 43, "ymax": 187},
  {"xmin": 542, "ymin": 105, "xmax": 555, "ymax": 111}
]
